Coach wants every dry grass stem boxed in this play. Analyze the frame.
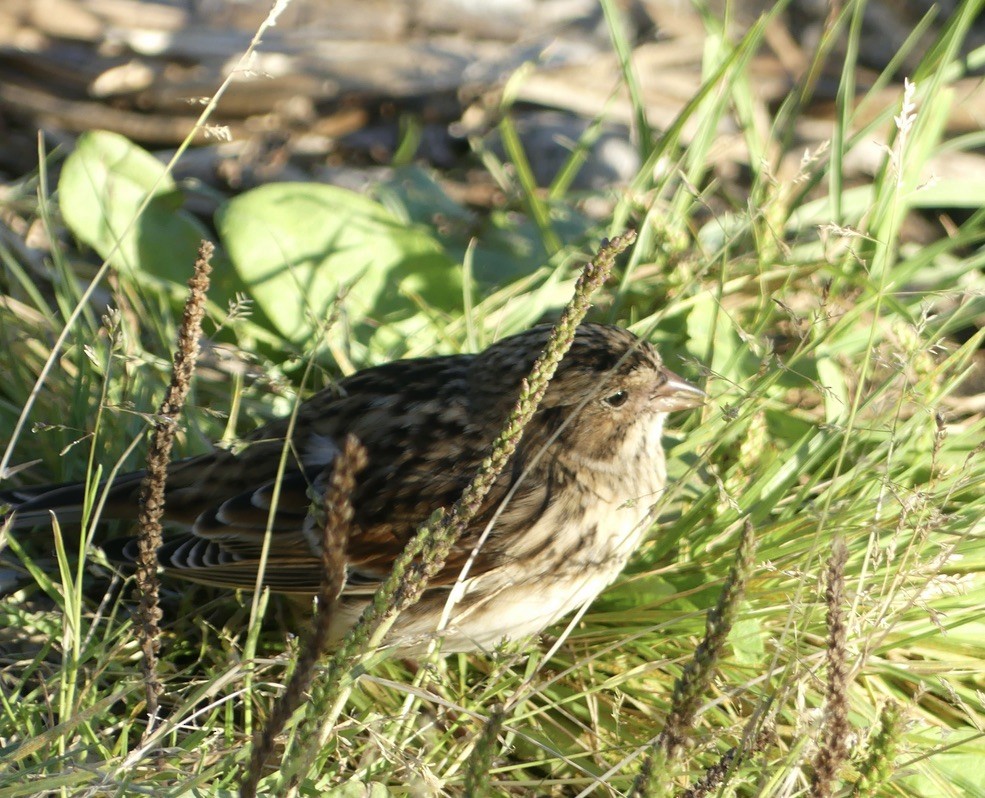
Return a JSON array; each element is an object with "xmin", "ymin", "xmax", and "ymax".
[
  {"xmin": 240, "ymin": 435, "xmax": 368, "ymax": 798},
  {"xmin": 632, "ymin": 517, "xmax": 757, "ymax": 798},
  {"xmin": 811, "ymin": 538, "xmax": 851, "ymax": 798},
  {"xmin": 679, "ymin": 725, "xmax": 776, "ymax": 798},
  {"xmin": 134, "ymin": 239, "xmax": 213, "ymax": 727}
]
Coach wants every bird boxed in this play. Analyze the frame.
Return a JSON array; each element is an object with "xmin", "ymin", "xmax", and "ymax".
[{"xmin": 2, "ymin": 323, "xmax": 704, "ymax": 654}]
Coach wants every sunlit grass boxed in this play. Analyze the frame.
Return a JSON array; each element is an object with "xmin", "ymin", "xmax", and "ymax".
[{"xmin": 1, "ymin": 0, "xmax": 984, "ymax": 795}]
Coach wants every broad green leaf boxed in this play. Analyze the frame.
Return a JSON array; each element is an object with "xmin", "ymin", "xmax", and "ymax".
[
  {"xmin": 58, "ymin": 130, "xmax": 210, "ymax": 285},
  {"xmin": 728, "ymin": 616, "xmax": 765, "ymax": 665},
  {"xmin": 215, "ymin": 183, "xmax": 461, "ymax": 350},
  {"xmin": 377, "ymin": 165, "xmax": 552, "ymax": 285}
]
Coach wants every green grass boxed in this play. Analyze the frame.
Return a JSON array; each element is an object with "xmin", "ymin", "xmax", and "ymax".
[{"xmin": 2, "ymin": 0, "xmax": 985, "ymax": 795}]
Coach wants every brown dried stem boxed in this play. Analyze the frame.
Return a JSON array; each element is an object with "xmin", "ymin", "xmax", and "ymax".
[
  {"xmin": 134, "ymin": 239, "xmax": 212, "ymax": 728},
  {"xmin": 679, "ymin": 724, "xmax": 776, "ymax": 798},
  {"xmin": 240, "ymin": 435, "xmax": 368, "ymax": 798},
  {"xmin": 810, "ymin": 538, "xmax": 851, "ymax": 798}
]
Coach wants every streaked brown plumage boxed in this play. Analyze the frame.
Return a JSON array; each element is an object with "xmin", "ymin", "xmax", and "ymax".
[{"xmin": 3, "ymin": 323, "xmax": 704, "ymax": 653}]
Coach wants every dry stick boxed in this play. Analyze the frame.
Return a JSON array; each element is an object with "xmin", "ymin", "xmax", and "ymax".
[
  {"xmin": 631, "ymin": 517, "xmax": 757, "ymax": 798},
  {"xmin": 280, "ymin": 232, "xmax": 637, "ymax": 792},
  {"xmin": 134, "ymin": 240, "xmax": 213, "ymax": 729},
  {"xmin": 810, "ymin": 538, "xmax": 851, "ymax": 798},
  {"xmin": 240, "ymin": 435, "xmax": 367, "ymax": 798}
]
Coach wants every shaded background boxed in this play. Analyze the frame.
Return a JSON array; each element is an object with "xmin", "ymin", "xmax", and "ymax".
[{"xmin": 3, "ymin": 0, "xmax": 984, "ymax": 201}]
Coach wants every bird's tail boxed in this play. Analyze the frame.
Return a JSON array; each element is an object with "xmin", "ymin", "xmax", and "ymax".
[
  {"xmin": 2, "ymin": 481, "xmax": 89, "ymax": 529},
  {"xmin": 1, "ymin": 472, "xmax": 145, "ymax": 530}
]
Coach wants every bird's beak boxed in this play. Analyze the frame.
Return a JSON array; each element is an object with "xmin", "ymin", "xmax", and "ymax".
[{"xmin": 653, "ymin": 367, "xmax": 706, "ymax": 412}]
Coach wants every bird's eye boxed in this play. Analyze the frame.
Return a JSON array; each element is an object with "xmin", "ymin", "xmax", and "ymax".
[{"xmin": 603, "ymin": 390, "xmax": 629, "ymax": 408}]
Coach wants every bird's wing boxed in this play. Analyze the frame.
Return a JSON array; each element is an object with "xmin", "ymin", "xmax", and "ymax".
[
  {"xmin": 144, "ymin": 456, "xmax": 552, "ymax": 595},
  {"xmin": 2, "ymin": 352, "xmax": 470, "ymax": 531},
  {"xmin": 5, "ymin": 350, "xmax": 556, "ymax": 596}
]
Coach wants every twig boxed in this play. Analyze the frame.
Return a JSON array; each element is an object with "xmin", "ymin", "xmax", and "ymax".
[
  {"xmin": 240, "ymin": 435, "xmax": 367, "ymax": 798},
  {"xmin": 810, "ymin": 538, "xmax": 851, "ymax": 798},
  {"xmin": 134, "ymin": 240, "xmax": 213, "ymax": 731}
]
